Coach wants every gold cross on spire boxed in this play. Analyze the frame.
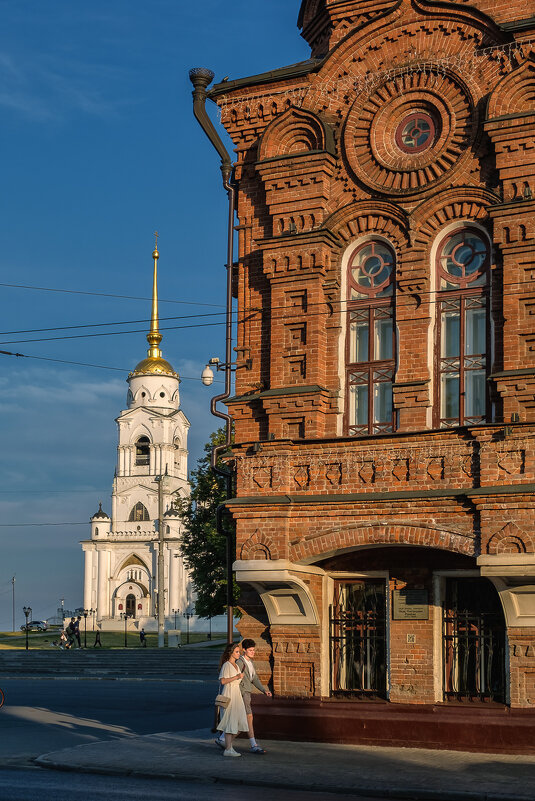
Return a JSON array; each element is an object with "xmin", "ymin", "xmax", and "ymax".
[{"xmin": 154, "ymin": 230, "xmax": 159, "ymax": 250}]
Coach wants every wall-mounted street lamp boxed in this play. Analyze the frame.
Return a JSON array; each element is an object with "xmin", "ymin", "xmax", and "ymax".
[{"xmin": 23, "ymin": 606, "xmax": 32, "ymax": 651}]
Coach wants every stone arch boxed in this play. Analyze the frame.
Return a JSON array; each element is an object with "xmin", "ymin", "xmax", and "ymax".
[
  {"xmin": 291, "ymin": 523, "xmax": 476, "ymax": 564},
  {"xmin": 487, "ymin": 58, "xmax": 535, "ymax": 119},
  {"xmin": 325, "ymin": 200, "xmax": 410, "ymax": 255},
  {"xmin": 411, "ymin": 187, "xmax": 494, "ymax": 251},
  {"xmin": 128, "ymin": 501, "xmax": 150, "ymax": 522},
  {"xmin": 258, "ymin": 106, "xmax": 335, "ymax": 160},
  {"xmin": 486, "ymin": 522, "xmax": 534, "ymax": 554},
  {"xmin": 240, "ymin": 530, "xmax": 280, "ymax": 561},
  {"xmin": 118, "ymin": 553, "xmax": 149, "ymax": 573}
]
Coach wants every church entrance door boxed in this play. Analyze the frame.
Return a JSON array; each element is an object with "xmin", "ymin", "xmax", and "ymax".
[{"xmin": 126, "ymin": 594, "xmax": 136, "ymax": 618}]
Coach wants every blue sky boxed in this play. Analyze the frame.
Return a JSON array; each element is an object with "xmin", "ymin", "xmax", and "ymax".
[{"xmin": 0, "ymin": 0, "xmax": 309, "ymax": 629}]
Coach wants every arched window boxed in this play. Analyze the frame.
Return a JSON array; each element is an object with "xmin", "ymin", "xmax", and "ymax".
[
  {"xmin": 128, "ymin": 502, "xmax": 150, "ymax": 522},
  {"xmin": 346, "ymin": 240, "xmax": 396, "ymax": 435},
  {"xmin": 436, "ymin": 227, "xmax": 490, "ymax": 427},
  {"xmin": 135, "ymin": 436, "xmax": 150, "ymax": 466}
]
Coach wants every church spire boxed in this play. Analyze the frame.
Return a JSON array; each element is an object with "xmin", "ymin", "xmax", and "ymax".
[
  {"xmin": 129, "ymin": 235, "xmax": 178, "ymax": 378},
  {"xmin": 147, "ymin": 231, "xmax": 163, "ymax": 360}
]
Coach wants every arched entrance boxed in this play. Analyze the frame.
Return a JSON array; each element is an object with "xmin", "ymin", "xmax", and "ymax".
[
  {"xmin": 443, "ymin": 577, "xmax": 506, "ymax": 703},
  {"xmin": 126, "ymin": 594, "xmax": 136, "ymax": 618}
]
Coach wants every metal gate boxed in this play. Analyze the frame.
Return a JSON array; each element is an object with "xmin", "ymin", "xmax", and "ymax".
[
  {"xmin": 329, "ymin": 580, "xmax": 387, "ymax": 698},
  {"xmin": 443, "ymin": 578, "xmax": 506, "ymax": 703}
]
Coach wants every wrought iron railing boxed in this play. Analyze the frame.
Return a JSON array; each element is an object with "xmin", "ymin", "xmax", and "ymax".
[
  {"xmin": 443, "ymin": 610, "xmax": 505, "ymax": 703},
  {"xmin": 330, "ymin": 581, "xmax": 387, "ymax": 698}
]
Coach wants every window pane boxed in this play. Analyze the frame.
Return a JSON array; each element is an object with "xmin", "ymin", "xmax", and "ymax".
[
  {"xmin": 465, "ymin": 307, "xmax": 486, "ymax": 355},
  {"xmin": 374, "ymin": 312, "xmax": 393, "ymax": 361},
  {"xmin": 441, "ymin": 373, "xmax": 459, "ymax": 421},
  {"xmin": 350, "ymin": 383, "xmax": 369, "ymax": 426},
  {"xmin": 350, "ymin": 315, "xmax": 369, "ymax": 362},
  {"xmin": 442, "ymin": 308, "xmax": 460, "ymax": 357},
  {"xmin": 373, "ymin": 377, "xmax": 392, "ymax": 424},
  {"xmin": 465, "ymin": 370, "xmax": 486, "ymax": 417}
]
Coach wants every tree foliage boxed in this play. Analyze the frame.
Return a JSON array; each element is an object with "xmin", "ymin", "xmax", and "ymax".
[{"xmin": 179, "ymin": 429, "xmax": 239, "ymax": 618}]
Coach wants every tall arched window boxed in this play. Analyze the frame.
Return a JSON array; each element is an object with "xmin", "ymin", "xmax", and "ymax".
[
  {"xmin": 346, "ymin": 240, "xmax": 396, "ymax": 435},
  {"xmin": 135, "ymin": 436, "xmax": 150, "ymax": 466},
  {"xmin": 129, "ymin": 502, "xmax": 150, "ymax": 522},
  {"xmin": 436, "ymin": 227, "xmax": 490, "ymax": 427}
]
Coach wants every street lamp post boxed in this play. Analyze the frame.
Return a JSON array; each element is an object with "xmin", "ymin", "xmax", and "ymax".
[
  {"xmin": 83, "ymin": 609, "xmax": 88, "ymax": 648},
  {"xmin": 171, "ymin": 608, "xmax": 179, "ymax": 629},
  {"xmin": 183, "ymin": 610, "xmax": 193, "ymax": 645},
  {"xmin": 155, "ymin": 471, "xmax": 169, "ymax": 648},
  {"xmin": 120, "ymin": 612, "xmax": 129, "ymax": 647},
  {"xmin": 23, "ymin": 606, "xmax": 32, "ymax": 651}
]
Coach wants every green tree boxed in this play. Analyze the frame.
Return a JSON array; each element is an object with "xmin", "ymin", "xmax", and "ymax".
[{"xmin": 179, "ymin": 429, "xmax": 239, "ymax": 618}]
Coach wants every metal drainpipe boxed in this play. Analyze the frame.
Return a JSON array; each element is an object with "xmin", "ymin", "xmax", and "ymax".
[{"xmin": 189, "ymin": 67, "xmax": 235, "ymax": 644}]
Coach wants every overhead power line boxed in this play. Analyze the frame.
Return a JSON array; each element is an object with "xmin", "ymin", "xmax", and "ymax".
[
  {"xmin": 0, "ymin": 349, "xmax": 224, "ymax": 382},
  {"xmin": 0, "ymin": 522, "xmax": 88, "ymax": 527},
  {"xmin": 0, "ymin": 281, "xmax": 226, "ymax": 309}
]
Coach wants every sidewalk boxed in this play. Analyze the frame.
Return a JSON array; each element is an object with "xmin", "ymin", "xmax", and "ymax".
[{"xmin": 36, "ymin": 728, "xmax": 535, "ymax": 800}]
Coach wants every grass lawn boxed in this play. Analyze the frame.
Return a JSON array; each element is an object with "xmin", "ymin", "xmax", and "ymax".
[{"xmin": 0, "ymin": 630, "xmax": 227, "ymax": 650}]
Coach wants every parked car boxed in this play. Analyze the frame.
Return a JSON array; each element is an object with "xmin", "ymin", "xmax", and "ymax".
[{"xmin": 20, "ymin": 620, "xmax": 48, "ymax": 632}]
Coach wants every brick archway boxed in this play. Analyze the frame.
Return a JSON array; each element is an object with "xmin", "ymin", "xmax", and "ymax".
[{"xmin": 291, "ymin": 524, "xmax": 475, "ymax": 564}]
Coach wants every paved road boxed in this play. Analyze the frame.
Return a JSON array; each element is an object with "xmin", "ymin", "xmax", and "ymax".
[
  {"xmin": 0, "ymin": 680, "xmax": 387, "ymax": 800},
  {"xmin": 0, "ymin": 678, "xmax": 215, "ymax": 764},
  {"xmin": 0, "ymin": 769, "xmax": 387, "ymax": 801}
]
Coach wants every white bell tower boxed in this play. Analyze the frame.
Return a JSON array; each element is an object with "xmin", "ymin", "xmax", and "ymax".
[{"xmin": 82, "ymin": 238, "xmax": 192, "ymax": 632}]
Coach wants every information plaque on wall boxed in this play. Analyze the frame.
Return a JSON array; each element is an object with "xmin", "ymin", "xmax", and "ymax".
[{"xmin": 393, "ymin": 589, "xmax": 429, "ymax": 620}]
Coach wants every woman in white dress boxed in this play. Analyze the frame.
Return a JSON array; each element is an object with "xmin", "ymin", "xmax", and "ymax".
[{"xmin": 217, "ymin": 643, "xmax": 248, "ymax": 757}]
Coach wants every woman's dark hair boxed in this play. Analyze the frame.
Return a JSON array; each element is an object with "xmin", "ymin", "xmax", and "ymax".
[
  {"xmin": 241, "ymin": 638, "xmax": 256, "ymax": 650},
  {"xmin": 219, "ymin": 642, "xmax": 239, "ymax": 668}
]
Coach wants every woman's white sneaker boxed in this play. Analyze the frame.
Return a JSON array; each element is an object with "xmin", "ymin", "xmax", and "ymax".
[{"xmin": 223, "ymin": 748, "xmax": 241, "ymax": 757}]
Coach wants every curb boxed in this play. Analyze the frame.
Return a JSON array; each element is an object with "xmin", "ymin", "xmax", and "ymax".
[{"xmin": 33, "ymin": 757, "xmax": 535, "ymax": 801}]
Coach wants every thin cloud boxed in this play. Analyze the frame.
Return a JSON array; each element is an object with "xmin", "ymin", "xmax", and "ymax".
[{"xmin": 0, "ymin": 48, "xmax": 135, "ymax": 121}]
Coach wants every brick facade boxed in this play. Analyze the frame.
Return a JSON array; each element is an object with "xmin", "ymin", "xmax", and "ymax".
[{"xmin": 204, "ymin": 0, "xmax": 535, "ymax": 734}]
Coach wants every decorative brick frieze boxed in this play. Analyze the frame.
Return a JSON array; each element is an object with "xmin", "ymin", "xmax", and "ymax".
[{"xmin": 233, "ymin": 428, "xmax": 535, "ymax": 497}]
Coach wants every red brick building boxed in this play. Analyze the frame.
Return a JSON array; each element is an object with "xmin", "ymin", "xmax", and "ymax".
[{"xmin": 203, "ymin": 0, "xmax": 535, "ymax": 748}]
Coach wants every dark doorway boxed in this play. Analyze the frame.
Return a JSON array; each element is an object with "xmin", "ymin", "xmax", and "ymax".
[
  {"xmin": 330, "ymin": 579, "xmax": 387, "ymax": 699},
  {"xmin": 126, "ymin": 594, "xmax": 136, "ymax": 618},
  {"xmin": 443, "ymin": 577, "xmax": 506, "ymax": 703}
]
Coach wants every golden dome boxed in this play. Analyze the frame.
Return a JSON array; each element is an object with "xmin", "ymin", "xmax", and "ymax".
[{"xmin": 130, "ymin": 355, "xmax": 177, "ymax": 377}]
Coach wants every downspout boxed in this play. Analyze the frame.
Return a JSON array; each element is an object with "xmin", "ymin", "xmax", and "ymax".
[{"xmin": 189, "ymin": 67, "xmax": 235, "ymax": 644}]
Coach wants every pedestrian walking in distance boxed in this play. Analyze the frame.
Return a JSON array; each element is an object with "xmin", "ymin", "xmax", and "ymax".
[
  {"xmin": 74, "ymin": 616, "xmax": 82, "ymax": 648},
  {"xmin": 215, "ymin": 643, "xmax": 248, "ymax": 757},
  {"xmin": 216, "ymin": 638, "xmax": 272, "ymax": 754},
  {"xmin": 140, "ymin": 628, "xmax": 146, "ymax": 647},
  {"xmin": 93, "ymin": 629, "xmax": 102, "ymax": 647},
  {"xmin": 66, "ymin": 618, "xmax": 77, "ymax": 648}
]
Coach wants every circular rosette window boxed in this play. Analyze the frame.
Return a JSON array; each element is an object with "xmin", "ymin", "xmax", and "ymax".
[{"xmin": 343, "ymin": 70, "xmax": 474, "ymax": 195}]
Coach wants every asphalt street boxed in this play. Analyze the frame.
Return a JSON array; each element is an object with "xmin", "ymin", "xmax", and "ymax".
[
  {"xmin": 0, "ymin": 678, "xmax": 216, "ymax": 763},
  {"xmin": 0, "ymin": 769, "xmax": 385, "ymax": 801},
  {"xmin": 0, "ymin": 679, "xmax": 386, "ymax": 800}
]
